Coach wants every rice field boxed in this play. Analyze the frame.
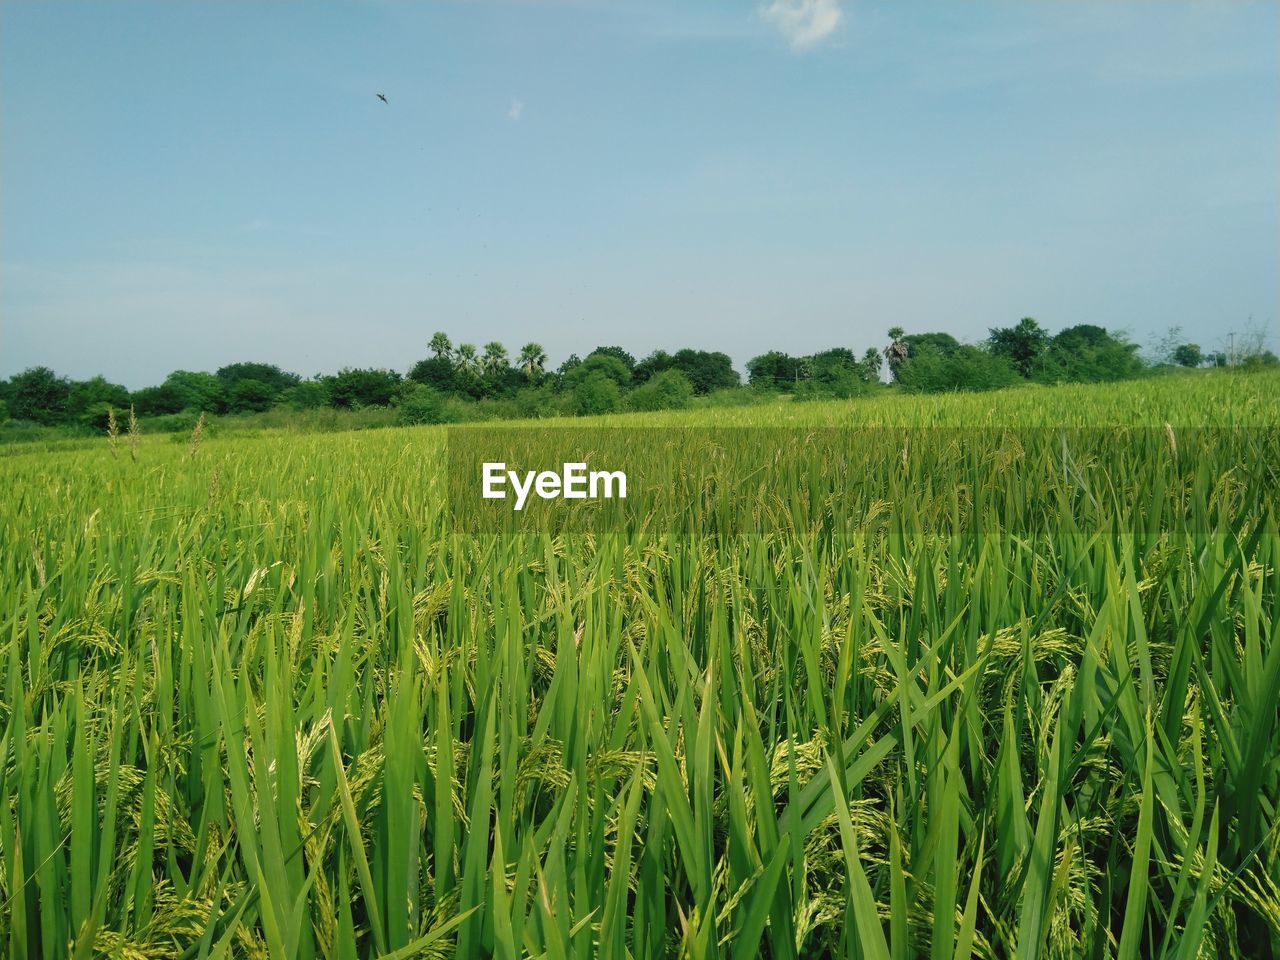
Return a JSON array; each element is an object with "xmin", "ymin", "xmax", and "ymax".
[{"xmin": 1, "ymin": 370, "xmax": 1278, "ymax": 958}]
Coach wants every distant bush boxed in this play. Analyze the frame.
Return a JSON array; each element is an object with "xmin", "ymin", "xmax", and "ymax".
[
  {"xmin": 508, "ymin": 385, "xmax": 562, "ymax": 419},
  {"xmin": 626, "ymin": 370, "xmax": 694, "ymax": 412},
  {"xmin": 1240, "ymin": 351, "xmax": 1278, "ymax": 369},
  {"xmin": 397, "ymin": 385, "xmax": 465, "ymax": 426},
  {"xmin": 227, "ymin": 379, "xmax": 277, "ymax": 413},
  {"xmin": 1033, "ymin": 325, "xmax": 1143, "ymax": 384},
  {"xmin": 793, "ymin": 364, "xmax": 875, "ymax": 401},
  {"xmin": 897, "ymin": 344, "xmax": 1020, "ymax": 393},
  {"xmin": 141, "ymin": 410, "xmax": 202, "ymax": 433},
  {"xmin": 283, "ymin": 380, "xmax": 330, "ymax": 410},
  {"xmin": 572, "ymin": 372, "xmax": 622, "ymax": 415},
  {"xmin": 560, "ymin": 354, "xmax": 632, "ymax": 391},
  {"xmin": 80, "ymin": 402, "xmax": 119, "ymax": 433}
]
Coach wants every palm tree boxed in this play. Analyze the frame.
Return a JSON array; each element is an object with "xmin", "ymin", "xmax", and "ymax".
[
  {"xmin": 862, "ymin": 348, "xmax": 882, "ymax": 382},
  {"xmin": 429, "ymin": 331, "xmax": 453, "ymax": 360},
  {"xmin": 518, "ymin": 342, "xmax": 547, "ymax": 378},
  {"xmin": 455, "ymin": 343, "xmax": 480, "ymax": 375},
  {"xmin": 883, "ymin": 327, "xmax": 908, "ymax": 381},
  {"xmin": 482, "ymin": 342, "xmax": 509, "ymax": 376}
]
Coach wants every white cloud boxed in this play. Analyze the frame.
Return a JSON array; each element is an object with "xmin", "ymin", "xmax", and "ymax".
[
  {"xmin": 508, "ymin": 97, "xmax": 524, "ymax": 121},
  {"xmin": 761, "ymin": 0, "xmax": 843, "ymax": 51}
]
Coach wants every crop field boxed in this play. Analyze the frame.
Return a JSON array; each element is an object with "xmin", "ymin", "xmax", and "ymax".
[{"xmin": 1, "ymin": 370, "xmax": 1279, "ymax": 959}]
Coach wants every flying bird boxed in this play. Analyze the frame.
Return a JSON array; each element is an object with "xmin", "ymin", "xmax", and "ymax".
[{"xmin": 376, "ymin": 93, "xmax": 388, "ymax": 104}]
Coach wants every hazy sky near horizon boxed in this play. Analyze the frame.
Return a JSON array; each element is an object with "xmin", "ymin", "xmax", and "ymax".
[{"xmin": 2, "ymin": 0, "xmax": 1277, "ymax": 388}]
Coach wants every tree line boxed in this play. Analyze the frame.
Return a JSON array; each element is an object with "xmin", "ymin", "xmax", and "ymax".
[{"xmin": 0, "ymin": 320, "xmax": 1270, "ymax": 433}]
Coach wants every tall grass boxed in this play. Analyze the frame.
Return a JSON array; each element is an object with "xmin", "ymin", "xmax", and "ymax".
[{"xmin": 0, "ymin": 370, "xmax": 1277, "ymax": 958}]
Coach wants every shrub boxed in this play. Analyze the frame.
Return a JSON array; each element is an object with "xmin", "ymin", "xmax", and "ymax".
[
  {"xmin": 793, "ymin": 366, "xmax": 875, "ymax": 401},
  {"xmin": 397, "ymin": 385, "xmax": 465, "ymax": 425},
  {"xmin": 227, "ymin": 379, "xmax": 277, "ymax": 414},
  {"xmin": 1035, "ymin": 325, "xmax": 1143, "ymax": 383},
  {"xmin": 897, "ymin": 343, "xmax": 1020, "ymax": 393},
  {"xmin": 560, "ymin": 354, "xmax": 632, "ymax": 390},
  {"xmin": 1240, "ymin": 350, "xmax": 1279, "ymax": 370},
  {"xmin": 142, "ymin": 410, "xmax": 201, "ymax": 433},
  {"xmin": 283, "ymin": 380, "xmax": 331, "ymax": 410},
  {"xmin": 626, "ymin": 370, "xmax": 694, "ymax": 412},
  {"xmin": 572, "ymin": 372, "xmax": 621, "ymax": 416}
]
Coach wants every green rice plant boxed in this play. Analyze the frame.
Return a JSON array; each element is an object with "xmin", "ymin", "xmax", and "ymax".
[{"xmin": 0, "ymin": 370, "xmax": 1276, "ymax": 958}]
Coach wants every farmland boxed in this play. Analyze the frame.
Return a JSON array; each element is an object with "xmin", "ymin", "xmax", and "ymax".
[{"xmin": 1, "ymin": 370, "xmax": 1278, "ymax": 958}]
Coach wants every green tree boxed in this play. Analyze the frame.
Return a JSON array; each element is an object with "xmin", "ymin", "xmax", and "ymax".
[
  {"xmin": 161, "ymin": 370, "xmax": 226, "ymax": 412},
  {"xmin": 1039, "ymin": 325, "xmax": 1143, "ymax": 383},
  {"xmin": 885, "ymin": 331, "xmax": 961, "ymax": 383},
  {"xmin": 673, "ymin": 349, "xmax": 738, "ymax": 394},
  {"xmin": 883, "ymin": 328, "xmax": 909, "ymax": 381},
  {"xmin": 130, "ymin": 383, "xmax": 186, "ymax": 416},
  {"xmin": 1173, "ymin": 343, "xmax": 1203, "ymax": 368},
  {"xmin": 587, "ymin": 346, "xmax": 636, "ymax": 374},
  {"xmin": 902, "ymin": 332, "xmax": 961, "ymax": 356},
  {"xmin": 571, "ymin": 372, "xmax": 621, "ymax": 415},
  {"xmin": 215, "ymin": 362, "xmax": 300, "ymax": 394},
  {"xmin": 482, "ymin": 342, "xmax": 509, "ymax": 377},
  {"xmin": 429, "ymin": 331, "xmax": 453, "ymax": 359},
  {"xmin": 862, "ymin": 348, "xmax": 883, "ymax": 382},
  {"xmin": 518, "ymin": 343, "xmax": 548, "ymax": 379},
  {"xmin": 408, "ymin": 356, "xmax": 460, "ymax": 393},
  {"xmin": 282, "ymin": 380, "xmax": 330, "ymax": 410},
  {"xmin": 324, "ymin": 368, "xmax": 402, "ymax": 408},
  {"xmin": 800, "ymin": 349, "xmax": 874, "ymax": 399},
  {"xmin": 456, "ymin": 343, "xmax": 481, "ymax": 375},
  {"xmin": 562, "ymin": 353, "xmax": 630, "ymax": 390},
  {"xmin": 746, "ymin": 351, "xmax": 803, "ymax": 389},
  {"xmin": 6, "ymin": 366, "xmax": 71, "ymax": 424},
  {"xmin": 68, "ymin": 376, "xmax": 131, "ymax": 429},
  {"xmin": 633, "ymin": 349, "xmax": 739, "ymax": 394},
  {"xmin": 227, "ymin": 379, "xmax": 277, "ymax": 413},
  {"xmin": 988, "ymin": 317, "xmax": 1049, "ymax": 378}
]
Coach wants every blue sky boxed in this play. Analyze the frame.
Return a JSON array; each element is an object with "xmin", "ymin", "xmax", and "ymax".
[{"xmin": 2, "ymin": 0, "xmax": 1277, "ymax": 388}]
